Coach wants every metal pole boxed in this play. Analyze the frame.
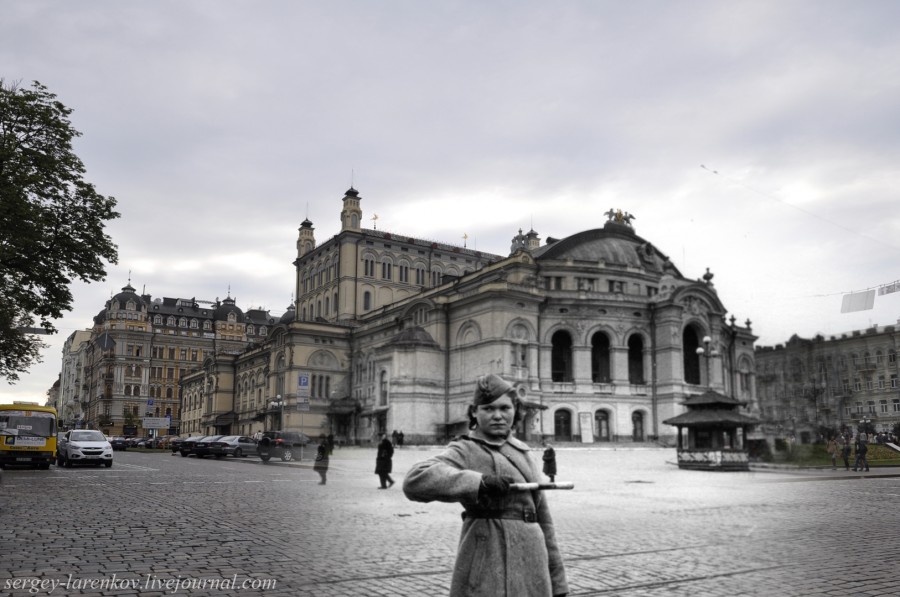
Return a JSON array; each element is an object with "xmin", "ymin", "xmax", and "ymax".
[{"xmin": 277, "ymin": 394, "xmax": 283, "ymax": 431}]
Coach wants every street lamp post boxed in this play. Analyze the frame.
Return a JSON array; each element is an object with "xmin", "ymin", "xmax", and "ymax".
[
  {"xmin": 695, "ymin": 335, "xmax": 717, "ymax": 389},
  {"xmin": 278, "ymin": 394, "xmax": 284, "ymax": 431},
  {"xmin": 269, "ymin": 394, "xmax": 284, "ymax": 431}
]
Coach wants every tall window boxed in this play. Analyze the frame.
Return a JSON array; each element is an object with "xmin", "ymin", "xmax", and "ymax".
[
  {"xmin": 551, "ymin": 330, "xmax": 573, "ymax": 382},
  {"xmin": 363, "ymin": 291, "xmax": 372, "ymax": 311},
  {"xmin": 554, "ymin": 409, "xmax": 572, "ymax": 441},
  {"xmin": 628, "ymin": 334, "xmax": 645, "ymax": 384},
  {"xmin": 594, "ymin": 410, "xmax": 610, "ymax": 441},
  {"xmin": 591, "ymin": 332, "xmax": 611, "ymax": 383},
  {"xmin": 632, "ymin": 411, "xmax": 645, "ymax": 442},
  {"xmin": 379, "ymin": 371, "xmax": 388, "ymax": 406},
  {"xmin": 382, "ymin": 261, "xmax": 392, "ymax": 280},
  {"xmin": 683, "ymin": 327, "xmax": 702, "ymax": 385}
]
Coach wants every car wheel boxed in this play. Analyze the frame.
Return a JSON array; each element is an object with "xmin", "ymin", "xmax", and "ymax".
[
  {"xmin": 281, "ymin": 448, "xmax": 294, "ymax": 462},
  {"xmin": 64, "ymin": 456, "xmax": 73, "ymax": 468},
  {"xmin": 259, "ymin": 453, "xmax": 271, "ymax": 462},
  {"xmin": 104, "ymin": 461, "xmax": 112, "ymax": 468},
  {"xmin": 180, "ymin": 451, "xmax": 188, "ymax": 457},
  {"xmin": 215, "ymin": 454, "xmax": 223, "ymax": 459},
  {"xmin": 39, "ymin": 463, "xmax": 50, "ymax": 470},
  {"xmin": 233, "ymin": 448, "xmax": 242, "ymax": 458}
]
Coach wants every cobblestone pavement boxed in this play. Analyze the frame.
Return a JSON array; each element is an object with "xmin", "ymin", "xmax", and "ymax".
[{"xmin": 1, "ymin": 446, "xmax": 898, "ymax": 596}]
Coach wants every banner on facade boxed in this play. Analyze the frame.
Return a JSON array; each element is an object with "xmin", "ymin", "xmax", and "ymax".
[
  {"xmin": 840, "ymin": 289, "xmax": 875, "ymax": 313},
  {"xmin": 878, "ymin": 281, "xmax": 900, "ymax": 296}
]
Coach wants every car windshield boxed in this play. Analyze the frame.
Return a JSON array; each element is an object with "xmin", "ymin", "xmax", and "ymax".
[{"xmin": 70, "ymin": 431, "xmax": 106, "ymax": 442}]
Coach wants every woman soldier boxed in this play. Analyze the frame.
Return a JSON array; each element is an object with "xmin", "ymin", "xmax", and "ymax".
[{"xmin": 403, "ymin": 374, "xmax": 568, "ymax": 597}]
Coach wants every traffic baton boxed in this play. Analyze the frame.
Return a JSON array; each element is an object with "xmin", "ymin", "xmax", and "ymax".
[{"xmin": 509, "ymin": 482, "xmax": 574, "ymax": 491}]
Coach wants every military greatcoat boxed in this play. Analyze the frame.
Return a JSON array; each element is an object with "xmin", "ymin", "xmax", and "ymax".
[{"xmin": 403, "ymin": 435, "xmax": 568, "ymax": 597}]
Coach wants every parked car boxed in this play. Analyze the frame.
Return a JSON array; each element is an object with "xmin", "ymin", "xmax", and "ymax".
[
  {"xmin": 210, "ymin": 436, "xmax": 258, "ymax": 458},
  {"xmin": 257, "ymin": 430, "xmax": 310, "ymax": 462},
  {"xmin": 169, "ymin": 437, "xmax": 186, "ymax": 453},
  {"xmin": 178, "ymin": 436, "xmax": 206, "ymax": 457},
  {"xmin": 157, "ymin": 436, "xmax": 178, "ymax": 450},
  {"xmin": 57, "ymin": 430, "xmax": 113, "ymax": 468},
  {"xmin": 109, "ymin": 437, "xmax": 128, "ymax": 451},
  {"xmin": 125, "ymin": 437, "xmax": 142, "ymax": 448},
  {"xmin": 191, "ymin": 435, "xmax": 225, "ymax": 458}
]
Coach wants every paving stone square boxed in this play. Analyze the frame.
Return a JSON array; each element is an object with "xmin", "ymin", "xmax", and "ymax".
[{"xmin": 1, "ymin": 445, "xmax": 898, "ymax": 596}]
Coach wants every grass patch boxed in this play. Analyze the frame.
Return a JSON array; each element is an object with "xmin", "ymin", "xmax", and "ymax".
[{"xmin": 773, "ymin": 443, "xmax": 900, "ymax": 467}]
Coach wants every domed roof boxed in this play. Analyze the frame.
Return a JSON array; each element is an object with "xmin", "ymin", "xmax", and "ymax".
[
  {"xmin": 111, "ymin": 283, "xmax": 144, "ymax": 309},
  {"xmin": 532, "ymin": 221, "xmax": 682, "ymax": 276},
  {"xmin": 213, "ymin": 296, "xmax": 244, "ymax": 322},
  {"xmin": 344, "ymin": 186, "xmax": 359, "ymax": 197},
  {"xmin": 279, "ymin": 304, "xmax": 296, "ymax": 324},
  {"xmin": 386, "ymin": 326, "xmax": 440, "ymax": 349}
]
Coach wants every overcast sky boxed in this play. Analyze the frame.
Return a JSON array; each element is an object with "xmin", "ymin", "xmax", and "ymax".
[{"xmin": 3, "ymin": 0, "xmax": 900, "ymax": 404}]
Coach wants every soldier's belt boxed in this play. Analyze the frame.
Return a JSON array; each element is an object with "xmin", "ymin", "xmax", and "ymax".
[{"xmin": 462, "ymin": 509, "xmax": 538, "ymax": 523}]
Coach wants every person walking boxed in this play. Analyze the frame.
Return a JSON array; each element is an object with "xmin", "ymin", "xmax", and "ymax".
[
  {"xmin": 376, "ymin": 433, "xmax": 395, "ymax": 489},
  {"xmin": 403, "ymin": 373, "xmax": 568, "ymax": 597},
  {"xmin": 542, "ymin": 441, "xmax": 558, "ymax": 482},
  {"xmin": 841, "ymin": 433, "xmax": 852, "ymax": 471},
  {"xmin": 825, "ymin": 436, "xmax": 838, "ymax": 470},
  {"xmin": 314, "ymin": 439, "xmax": 329, "ymax": 485},
  {"xmin": 853, "ymin": 430, "xmax": 870, "ymax": 472}
]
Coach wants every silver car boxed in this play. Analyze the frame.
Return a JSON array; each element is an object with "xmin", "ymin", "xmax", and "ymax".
[{"xmin": 210, "ymin": 435, "xmax": 258, "ymax": 458}]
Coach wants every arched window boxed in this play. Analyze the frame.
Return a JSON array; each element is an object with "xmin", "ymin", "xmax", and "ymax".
[
  {"xmin": 325, "ymin": 297, "xmax": 330, "ymax": 316},
  {"xmin": 591, "ymin": 332, "xmax": 611, "ymax": 382},
  {"xmin": 551, "ymin": 330, "xmax": 573, "ymax": 382},
  {"xmin": 379, "ymin": 371, "xmax": 388, "ymax": 406},
  {"xmin": 167, "ymin": 316, "xmax": 176, "ymax": 326},
  {"xmin": 166, "ymin": 387, "xmax": 173, "ymax": 399},
  {"xmin": 594, "ymin": 409, "xmax": 610, "ymax": 441},
  {"xmin": 632, "ymin": 411, "xmax": 645, "ymax": 442},
  {"xmin": 554, "ymin": 409, "xmax": 572, "ymax": 441},
  {"xmin": 363, "ymin": 291, "xmax": 372, "ymax": 311},
  {"xmin": 154, "ymin": 315, "xmax": 162, "ymax": 325},
  {"xmin": 628, "ymin": 334, "xmax": 645, "ymax": 384},
  {"xmin": 683, "ymin": 327, "xmax": 702, "ymax": 385},
  {"xmin": 179, "ymin": 317, "xmax": 187, "ymax": 327}
]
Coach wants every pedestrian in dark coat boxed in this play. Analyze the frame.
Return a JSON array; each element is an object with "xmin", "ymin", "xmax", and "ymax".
[
  {"xmin": 398, "ymin": 430, "xmax": 405, "ymax": 447},
  {"xmin": 376, "ymin": 434, "xmax": 395, "ymax": 488},
  {"xmin": 313, "ymin": 442, "xmax": 329, "ymax": 485},
  {"xmin": 542, "ymin": 442, "xmax": 557, "ymax": 482},
  {"xmin": 841, "ymin": 434, "xmax": 852, "ymax": 470},
  {"xmin": 403, "ymin": 373, "xmax": 568, "ymax": 597}
]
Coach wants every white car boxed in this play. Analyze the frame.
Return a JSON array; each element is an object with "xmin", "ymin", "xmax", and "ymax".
[{"xmin": 57, "ymin": 430, "xmax": 114, "ymax": 468}]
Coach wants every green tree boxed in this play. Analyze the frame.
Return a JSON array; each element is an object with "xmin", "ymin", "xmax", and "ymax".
[{"xmin": 0, "ymin": 80, "xmax": 119, "ymax": 381}]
